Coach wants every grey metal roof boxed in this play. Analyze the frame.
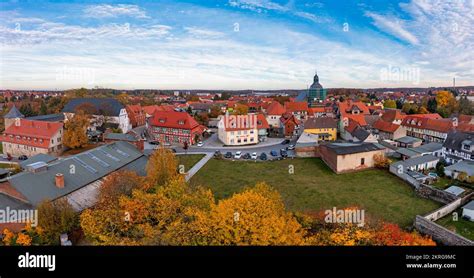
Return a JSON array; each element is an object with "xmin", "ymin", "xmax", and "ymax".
[
  {"xmin": 352, "ymin": 127, "xmax": 370, "ymax": 141},
  {"xmin": 395, "ymin": 148, "xmax": 420, "ymax": 158},
  {"xmin": 0, "ymin": 193, "xmax": 32, "ymax": 211},
  {"xmin": 122, "ymin": 155, "xmax": 148, "ymax": 176},
  {"xmin": 411, "ymin": 142, "xmax": 443, "ymax": 154},
  {"xmin": 19, "ymin": 153, "xmax": 57, "ymax": 168},
  {"xmin": 392, "ymin": 154, "xmax": 439, "ymax": 168},
  {"xmin": 463, "ymin": 200, "xmax": 474, "ymax": 211},
  {"xmin": 445, "ymin": 160, "xmax": 474, "ymax": 176},
  {"xmin": 395, "ymin": 136, "xmax": 422, "ymax": 144},
  {"xmin": 62, "ymin": 98, "xmax": 124, "ymax": 116},
  {"xmin": 444, "ymin": 185, "xmax": 465, "ymax": 196},
  {"xmin": 4, "ymin": 105, "xmax": 24, "ymax": 119},
  {"xmin": 323, "ymin": 142, "xmax": 383, "ymax": 155},
  {"xmin": 104, "ymin": 132, "xmax": 138, "ymax": 142},
  {"xmin": 8, "ymin": 141, "xmax": 143, "ymax": 206},
  {"xmin": 26, "ymin": 113, "xmax": 65, "ymax": 122}
]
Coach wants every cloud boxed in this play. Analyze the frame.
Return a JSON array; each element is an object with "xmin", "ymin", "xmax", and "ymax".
[
  {"xmin": 365, "ymin": 12, "xmax": 419, "ymax": 45},
  {"xmin": 0, "ymin": 20, "xmax": 171, "ymax": 45},
  {"xmin": 228, "ymin": 0, "xmax": 326, "ymax": 23},
  {"xmin": 184, "ymin": 27, "xmax": 224, "ymax": 38},
  {"xmin": 83, "ymin": 4, "xmax": 149, "ymax": 19}
]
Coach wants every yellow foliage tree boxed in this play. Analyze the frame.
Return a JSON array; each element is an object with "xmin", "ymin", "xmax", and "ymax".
[
  {"xmin": 63, "ymin": 111, "xmax": 89, "ymax": 149},
  {"xmin": 435, "ymin": 91, "xmax": 455, "ymax": 107},
  {"xmin": 145, "ymin": 147, "xmax": 179, "ymax": 189},
  {"xmin": 196, "ymin": 183, "xmax": 306, "ymax": 245}
]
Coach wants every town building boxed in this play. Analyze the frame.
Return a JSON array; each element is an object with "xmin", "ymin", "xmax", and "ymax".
[
  {"xmin": 265, "ymin": 101, "xmax": 286, "ymax": 127},
  {"xmin": 126, "ymin": 104, "xmax": 146, "ymax": 128},
  {"xmin": 62, "ymin": 98, "xmax": 131, "ymax": 133},
  {"xmin": 401, "ymin": 115, "xmax": 453, "ymax": 143},
  {"xmin": 218, "ymin": 114, "xmax": 258, "ymax": 146},
  {"xmin": 373, "ymin": 119, "xmax": 406, "ymax": 140},
  {"xmin": 1, "ymin": 118, "xmax": 64, "ymax": 157},
  {"xmin": 0, "ymin": 141, "xmax": 147, "ymax": 214},
  {"xmin": 303, "ymin": 117, "xmax": 337, "ymax": 141},
  {"xmin": 442, "ymin": 130, "xmax": 474, "ymax": 164},
  {"xmin": 319, "ymin": 142, "xmax": 385, "ymax": 173},
  {"xmin": 296, "ymin": 72, "xmax": 327, "ymax": 106},
  {"xmin": 284, "ymin": 101, "xmax": 308, "ymax": 121},
  {"xmin": 279, "ymin": 112, "xmax": 299, "ymax": 138},
  {"xmin": 147, "ymin": 110, "xmax": 204, "ymax": 145},
  {"xmin": 444, "ymin": 160, "xmax": 474, "ymax": 180}
]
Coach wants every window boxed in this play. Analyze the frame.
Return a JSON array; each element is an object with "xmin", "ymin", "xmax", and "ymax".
[{"xmin": 361, "ymin": 158, "xmax": 365, "ymax": 165}]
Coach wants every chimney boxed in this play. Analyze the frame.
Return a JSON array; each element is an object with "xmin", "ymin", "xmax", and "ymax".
[{"xmin": 55, "ymin": 173, "xmax": 65, "ymax": 188}]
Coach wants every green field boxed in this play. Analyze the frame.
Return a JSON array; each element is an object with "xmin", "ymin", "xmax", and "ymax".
[
  {"xmin": 190, "ymin": 158, "xmax": 441, "ymax": 227},
  {"xmin": 177, "ymin": 154, "xmax": 205, "ymax": 172},
  {"xmin": 436, "ymin": 210, "xmax": 474, "ymax": 240}
]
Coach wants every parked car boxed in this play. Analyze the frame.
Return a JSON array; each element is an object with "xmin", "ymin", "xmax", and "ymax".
[
  {"xmin": 197, "ymin": 141, "xmax": 204, "ymax": 147},
  {"xmin": 281, "ymin": 139, "xmax": 290, "ymax": 145},
  {"xmin": 171, "ymin": 148, "xmax": 177, "ymax": 153},
  {"xmin": 18, "ymin": 155, "xmax": 28, "ymax": 161},
  {"xmin": 234, "ymin": 151, "xmax": 242, "ymax": 159},
  {"xmin": 149, "ymin": 141, "xmax": 160, "ymax": 145},
  {"xmin": 270, "ymin": 150, "xmax": 278, "ymax": 156},
  {"xmin": 224, "ymin": 152, "xmax": 232, "ymax": 158},
  {"xmin": 287, "ymin": 144, "xmax": 295, "ymax": 150},
  {"xmin": 251, "ymin": 152, "xmax": 258, "ymax": 160},
  {"xmin": 280, "ymin": 148, "xmax": 288, "ymax": 157},
  {"xmin": 214, "ymin": 150, "xmax": 221, "ymax": 158},
  {"xmin": 243, "ymin": 153, "xmax": 251, "ymax": 159},
  {"xmin": 260, "ymin": 152, "xmax": 267, "ymax": 160}
]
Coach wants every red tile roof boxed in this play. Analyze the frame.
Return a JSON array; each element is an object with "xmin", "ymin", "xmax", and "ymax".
[
  {"xmin": 284, "ymin": 101, "xmax": 307, "ymax": 112},
  {"xmin": 381, "ymin": 109, "xmax": 406, "ymax": 122},
  {"xmin": 401, "ymin": 116, "xmax": 453, "ymax": 133},
  {"xmin": 373, "ymin": 119, "xmax": 401, "ymax": 133},
  {"xmin": 149, "ymin": 111, "xmax": 200, "ymax": 130},
  {"xmin": 408, "ymin": 113, "xmax": 442, "ymax": 119},
  {"xmin": 266, "ymin": 101, "xmax": 286, "ymax": 115},
  {"xmin": 2, "ymin": 119, "xmax": 63, "ymax": 148}
]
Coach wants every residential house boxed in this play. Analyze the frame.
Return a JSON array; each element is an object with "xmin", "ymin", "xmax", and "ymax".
[
  {"xmin": 147, "ymin": 111, "xmax": 204, "ymax": 145},
  {"xmin": 390, "ymin": 154, "xmax": 440, "ymax": 173},
  {"xmin": 303, "ymin": 117, "xmax": 337, "ymax": 141},
  {"xmin": 218, "ymin": 114, "xmax": 258, "ymax": 146},
  {"xmin": 444, "ymin": 160, "xmax": 474, "ymax": 180},
  {"xmin": 126, "ymin": 104, "xmax": 146, "ymax": 128},
  {"xmin": 62, "ymin": 98, "xmax": 131, "ymax": 133},
  {"xmin": 279, "ymin": 112, "xmax": 299, "ymax": 138},
  {"xmin": 2, "ymin": 119, "xmax": 63, "ymax": 157},
  {"xmin": 373, "ymin": 119, "xmax": 407, "ymax": 140},
  {"xmin": 284, "ymin": 101, "xmax": 308, "ymax": 121},
  {"xmin": 401, "ymin": 115, "xmax": 453, "ymax": 143},
  {"xmin": 265, "ymin": 101, "xmax": 286, "ymax": 127},
  {"xmin": 395, "ymin": 136, "xmax": 422, "ymax": 148},
  {"xmin": 442, "ymin": 130, "xmax": 474, "ymax": 164},
  {"xmin": 319, "ymin": 142, "xmax": 385, "ymax": 173}
]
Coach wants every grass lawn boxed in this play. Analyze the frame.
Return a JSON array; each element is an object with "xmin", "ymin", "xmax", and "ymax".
[
  {"xmin": 431, "ymin": 177, "xmax": 453, "ymax": 189},
  {"xmin": 436, "ymin": 210, "xmax": 474, "ymax": 240},
  {"xmin": 190, "ymin": 158, "xmax": 441, "ymax": 227},
  {"xmin": 177, "ymin": 154, "xmax": 206, "ymax": 172}
]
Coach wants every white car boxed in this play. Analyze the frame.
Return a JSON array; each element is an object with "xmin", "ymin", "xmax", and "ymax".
[
  {"xmin": 251, "ymin": 152, "xmax": 258, "ymax": 159},
  {"xmin": 234, "ymin": 151, "xmax": 242, "ymax": 159},
  {"xmin": 197, "ymin": 141, "xmax": 204, "ymax": 147}
]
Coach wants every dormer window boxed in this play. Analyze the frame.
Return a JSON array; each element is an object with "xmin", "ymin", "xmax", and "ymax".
[
  {"xmin": 159, "ymin": 119, "xmax": 165, "ymax": 123},
  {"xmin": 178, "ymin": 120, "xmax": 184, "ymax": 125}
]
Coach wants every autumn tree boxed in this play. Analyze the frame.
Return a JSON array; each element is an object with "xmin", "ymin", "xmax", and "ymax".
[
  {"xmin": 80, "ymin": 177, "xmax": 213, "ymax": 245},
  {"xmin": 98, "ymin": 170, "xmax": 146, "ymax": 207},
  {"xmin": 63, "ymin": 111, "xmax": 89, "ymax": 149},
  {"xmin": 233, "ymin": 103, "xmax": 249, "ymax": 115},
  {"xmin": 383, "ymin": 99, "xmax": 396, "ymax": 109},
  {"xmin": 436, "ymin": 90, "xmax": 458, "ymax": 117},
  {"xmin": 2, "ymin": 228, "xmax": 32, "ymax": 246},
  {"xmin": 145, "ymin": 147, "xmax": 179, "ymax": 189},
  {"xmin": 373, "ymin": 153, "xmax": 391, "ymax": 169},
  {"xmin": 196, "ymin": 183, "xmax": 306, "ymax": 245},
  {"xmin": 32, "ymin": 199, "xmax": 79, "ymax": 245},
  {"xmin": 371, "ymin": 223, "xmax": 435, "ymax": 246}
]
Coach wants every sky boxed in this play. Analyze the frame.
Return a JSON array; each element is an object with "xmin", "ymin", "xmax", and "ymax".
[{"xmin": 0, "ymin": 0, "xmax": 473, "ymax": 90}]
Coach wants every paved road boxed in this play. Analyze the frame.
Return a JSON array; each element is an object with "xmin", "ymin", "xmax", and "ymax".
[{"xmin": 185, "ymin": 153, "xmax": 213, "ymax": 182}]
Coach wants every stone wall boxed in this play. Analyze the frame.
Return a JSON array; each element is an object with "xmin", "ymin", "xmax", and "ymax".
[
  {"xmin": 416, "ymin": 183, "xmax": 459, "ymax": 204},
  {"xmin": 414, "ymin": 215, "xmax": 473, "ymax": 246}
]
